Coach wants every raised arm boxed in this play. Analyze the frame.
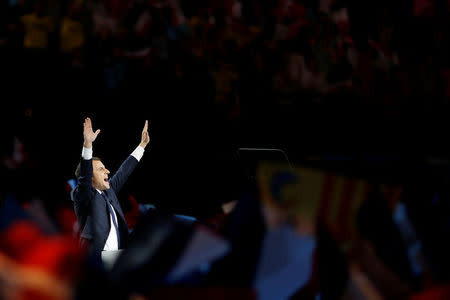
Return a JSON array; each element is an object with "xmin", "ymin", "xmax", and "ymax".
[
  {"xmin": 73, "ymin": 118, "xmax": 101, "ymax": 209},
  {"xmin": 110, "ymin": 120, "xmax": 150, "ymax": 192}
]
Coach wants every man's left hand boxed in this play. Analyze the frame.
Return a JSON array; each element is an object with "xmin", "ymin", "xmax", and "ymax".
[{"xmin": 139, "ymin": 120, "xmax": 150, "ymax": 148}]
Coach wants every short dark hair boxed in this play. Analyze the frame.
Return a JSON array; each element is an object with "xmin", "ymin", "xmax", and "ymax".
[{"xmin": 75, "ymin": 157, "xmax": 102, "ymax": 178}]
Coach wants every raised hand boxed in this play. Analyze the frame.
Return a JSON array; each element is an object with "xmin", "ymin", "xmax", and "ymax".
[
  {"xmin": 139, "ymin": 120, "xmax": 150, "ymax": 148},
  {"xmin": 83, "ymin": 117, "xmax": 100, "ymax": 148}
]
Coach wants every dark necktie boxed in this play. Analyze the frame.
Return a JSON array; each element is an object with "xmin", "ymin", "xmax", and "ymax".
[{"xmin": 101, "ymin": 192, "xmax": 121, "ymax": 248}]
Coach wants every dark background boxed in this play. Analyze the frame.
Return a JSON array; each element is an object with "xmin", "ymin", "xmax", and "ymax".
[{"xmin": 2, "ymin": 0, "xmax": 450, "ymax": 220}]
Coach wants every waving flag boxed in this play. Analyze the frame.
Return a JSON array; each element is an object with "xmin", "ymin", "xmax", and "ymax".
[{"xmin": 257, "ymin": 163, "xmax": 372, "ymax": 253}]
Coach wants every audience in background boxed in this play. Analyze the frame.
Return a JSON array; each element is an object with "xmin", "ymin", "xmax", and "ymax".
[{"xmin": 3, "ymin": 0, "xmax": 450, "ymax": 299}]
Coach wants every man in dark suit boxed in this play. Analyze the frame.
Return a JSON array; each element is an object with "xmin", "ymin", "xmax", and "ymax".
[{"xmin": 72, "ymin": 117, "xmax": 150, "ymax": 255}]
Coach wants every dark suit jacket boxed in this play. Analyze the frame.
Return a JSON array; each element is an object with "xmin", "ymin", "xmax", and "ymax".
[{"xmin": 72, "ymin": 155, "xmax": 139, "ymax": 254}]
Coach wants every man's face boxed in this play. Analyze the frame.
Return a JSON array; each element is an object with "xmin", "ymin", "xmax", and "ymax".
[{"xmin": 92, "ymin": 160, "xmax": 110, "ymax": 191}]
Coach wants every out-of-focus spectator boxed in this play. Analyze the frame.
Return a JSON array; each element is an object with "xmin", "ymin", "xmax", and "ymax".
[
  {"xmin": 60, "ymin": 3, "xmax": 85, "ymax": 55},
  {"xmin": 20, "ymin": 0, "xmax": 54, "ymax": 50}
]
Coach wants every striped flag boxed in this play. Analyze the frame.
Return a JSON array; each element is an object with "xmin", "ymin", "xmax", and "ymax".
[
  {"xmin": 257, "ymin": 163, "xmax": 373, "ymax": 253},
  {"xmin": 318, "ymin": 173, "xmax": 372, "ymax": 252}
]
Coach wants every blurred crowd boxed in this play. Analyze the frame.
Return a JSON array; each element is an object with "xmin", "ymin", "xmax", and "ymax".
[
  {"xmin": 5, "ymin": 135, "xmax": 450, "ymax": 300},
  {"xmin": 3, "ymin": 0, "xmax": 450, "ymax": 299},
  {"xmin": 1, "ymin": 0, "xmax": 450, "ymax": 152}
]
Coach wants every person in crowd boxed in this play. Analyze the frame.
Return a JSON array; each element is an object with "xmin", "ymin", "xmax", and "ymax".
[
  {"xmin": 20, "ymin": 0, "xmax": 53, "ymax": 50},
  {"xmin": 71, "ymin": 117, "xmax": 150, "ymax": 255}
]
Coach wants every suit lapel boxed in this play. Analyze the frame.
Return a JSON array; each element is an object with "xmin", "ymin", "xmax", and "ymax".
[{"xmin": 105, "ymin": 190, "xmax": 126, "ymax": 223}]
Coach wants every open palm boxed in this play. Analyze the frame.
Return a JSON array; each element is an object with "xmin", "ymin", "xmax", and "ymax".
[
  {"xmin": 140, "ymin": 120, "xmax": 150, "ymax": 148},
  {"xmin": 83, "ymin": 117, "xmax": 100, "ymax": 147}
]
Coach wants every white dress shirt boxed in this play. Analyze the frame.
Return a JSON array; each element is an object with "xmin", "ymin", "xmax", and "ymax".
[
  {"xmin": 82, "ymin": 145, "xmax": 144, "ymax": 251},
  {"xmin": 99, "ymin": 188, "xmax": 119, "ymax": 251}
]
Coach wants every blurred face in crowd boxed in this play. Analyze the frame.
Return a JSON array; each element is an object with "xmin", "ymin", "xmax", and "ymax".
[
  {"xmin": 92, "ymin": 160, "xmax": 110, "ymax": 191},
  {"xmin": 68, "ymin": 3, "xmax": 82, "ymax": 19},
  {"xmin": 34, "ymin": 1, "xmax": 44, "ymax": 16}
]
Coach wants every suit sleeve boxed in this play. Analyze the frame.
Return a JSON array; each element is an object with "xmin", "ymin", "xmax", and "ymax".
[
  {"xmin": 109, "ymin": 156, "xmax": 139, "ymax": 193},
  {"xmin": 72, "ymin": 158, "xmax": 95, "ymax": 212}
]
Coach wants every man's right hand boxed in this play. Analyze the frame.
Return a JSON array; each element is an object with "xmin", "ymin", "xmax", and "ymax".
[{"xmin": 83, "ymin": 117, "xmax": 100, "ymax": 148}]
